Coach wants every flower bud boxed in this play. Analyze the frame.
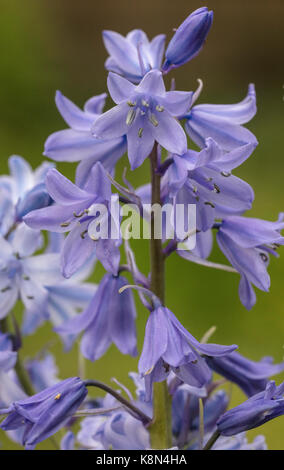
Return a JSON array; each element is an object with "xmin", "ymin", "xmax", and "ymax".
[{"xmin": 163, "ymin": 7, "xmax": 213, "ymax": 73}]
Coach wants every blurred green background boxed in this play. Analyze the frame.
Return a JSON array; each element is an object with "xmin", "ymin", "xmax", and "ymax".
[{"xmin": 0, "ymin": 0, "xmax": 283, "ymax": 450}]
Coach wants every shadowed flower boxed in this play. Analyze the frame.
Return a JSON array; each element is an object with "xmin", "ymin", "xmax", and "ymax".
[
  {"xmin": 207, "ymin": 351, "xmax": 284, "ymax": 397},
  {"xmin": 56, "ymin": 273, "xmax": 137, "ymax": 362},
  {"xmin": 92, "ymin": 70, "xmax": 192, "ymax": 169},
  {"xmin": 217, "ymin": 380, "xmax": 284, "ymax": 436},
  {"xmin": 162, "ymin": 7, "xmax": 213, "ymax": 73},
  {"xmin": 216, "ymin": 214, "xmax": 284, "ymax": 309},
  {"xmin": 0, "ymin": 156, "xmax": 53, "ymax": 233},
  {"xmin": 0, "ymin": 377, "xmax": 87, "ymax": 450}
]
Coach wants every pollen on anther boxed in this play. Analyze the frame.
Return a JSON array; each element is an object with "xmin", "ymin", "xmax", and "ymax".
[
  {"xmin": 149, "ymin": 114, "xmax": 159, "ymax": 127},
  {"xmin": 54, "ymin": 393, "xmax": 61, "ymax": 400},
  {"xmin": 60, "ymin": 222, "xmax": 70, "ymax": 228},
  {"xmin": 156, "ymin": 105, "xmax": 164, "ymax": 112},
  {"xmin": 138, "ymin": 128, "xmax": 143, "ymax": 138},
  {"xmin": 126, "ymin": 108, "xmax": 136, "ymax": 126}
]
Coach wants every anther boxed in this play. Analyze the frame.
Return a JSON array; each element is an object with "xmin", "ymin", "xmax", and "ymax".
[
  {"xmin": 80, "ymin": 230, "xmax": 88, "ymax": 239},
  {"xmin": 156, "ymin": 105, "xmax": 164, "ymax": 112},
  {"xmin": 141, "ymin": 99, "xmax": 149, "ymax": 108},
  {"xmin": 138, "ymin": 128, "xmax": 143, "ymax": 138},
  {"xmin": 27, "ymin": 295, "xmax": 34, "ymax": 300},
  {"xmin": 260, "ymin": 253, "xmax": 269, "ymax": 262},
  {"xmin": 54, "ymin": 393, "xmax": 61, "ymax": 400},
  {"xmin": 213, "ymin": 183, "xmax": 221, "ymax": 194},
  {"xmin": 126, "ymin": 108, "xmax": 136, "ymax": 126},
  {"xmin": 22, "ymin": 275, "xmax": 30, "ymax": 280},
  {"xmin": 140, "ymin": 110, "xmax": 146, "ymax": 116},
  {"xmin": 60, "ymin": 222, "xmax": 70, "ymax": 228},
  {"xmin": 149, "ymin": 114, "xmax": 159, "ymax": 127},
  {"xmin": 221, "ymin": 171, "xmax": 231, "ymax": 177},
  {"xmin": 73, "ymin": 211, "xmax": 85, "ymax": 218},
  {"xmin": 1, "ymin": 286, "xmax": 11, "ymax": 293},
  {"xmin": 127, "ymin": 101, "xmax": 136, "ymax": 107},
  {"xmin": 204, "ymin": 201, "xmax": 215, "ymax": 208}
]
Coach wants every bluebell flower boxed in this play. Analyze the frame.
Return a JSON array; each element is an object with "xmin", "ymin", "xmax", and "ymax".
[
  {"xmin": 139, "ymin": 301, "xmax": 237, "ymax": 399},
  {"xmin": 57, "ymin": 273, "xmax": 137, "ymax": 362},
  {"xmin": 0, "ymin": 377, "xmax": 87, "ymax": 449},
  {"xmin": 92, "ymin": 70, "xmax": 192, "ymax": 169},
  {"xmin": 103, "ymin": 29, "xmax": 166, "ymax": 83},
  {"xmin": 166, "ymin": 138, "xmax": 255, "ymax": 231},
  {"xmin": 44, "ymin": 91, "xmax": 127, "ymax": 188},
  {"xmin": 217, "ymin": 380, "xmax": 284, "ymax": 436},
  {"xmin": 183, "ymin": 83, "xmax": 257, "ymax": 151},
  {"xmin": 162, "ymin": 7, "xmax": 213, "ymax": 73},
  {"xmin": 207, "ymin": 351, "xmax": 284, "ymax": 397},
  {"xmin": 216, "ymin": 214, "xmax": 284, "ymax": 309},
  {"xmin": 24, "ymin": 162, "xmax": 121, "ymax": 277},
  {"xmin": 0, "ymin": 156, "xmax": 53, "ymax": 232}
]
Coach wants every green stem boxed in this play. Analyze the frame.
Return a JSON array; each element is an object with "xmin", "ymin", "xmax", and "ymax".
[
  {"xmin": 202, "ymin": 430, "xmax": 221, "ymax": 450},
  {"xmin": 1, "ymin": 317, "xmax": 35, "ymax": 396},
  {"xmin": 148, "ymin": 143, "xmax": 172, "ymax": 449},
  {"xmin": 14, "ymin": 354, "xmax": 35, "ymax": 396}
]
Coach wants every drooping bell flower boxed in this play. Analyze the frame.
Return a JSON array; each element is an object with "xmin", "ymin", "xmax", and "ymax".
[
  {"xmin": 56, "ymin": 273, "xmax": 137, "ymax": 362},
  {"xmin": 216, "ymin": 214, "xmax": 284, "ymax": 309},
  {"xmin": 217, "ymin": 380, "xmax": 284, "ymax": 436},
  {"xmin": 0, "ymin": 377, "xmax": 87, "ymax": 450},
  {"xmin": 206, "ymin": 351, "xmax": 284, "ymax": 397}
]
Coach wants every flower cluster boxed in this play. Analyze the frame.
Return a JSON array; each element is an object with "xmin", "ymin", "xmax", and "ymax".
[{"xmin": 0, "ymin": 6, "xmax": 283, "ymax": 451}]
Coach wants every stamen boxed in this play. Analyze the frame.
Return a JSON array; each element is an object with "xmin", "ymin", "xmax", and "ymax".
[
  {"xmin": 204, "ymin": 201, "xmax": 215, "ymax": 208},
  {"xmin": 213, "ymin": 183, "xmax": 221, "ymax": 194},
  {"xmin": 60, "ymin": 222, "xmax": 70, "ymax": 227},
  {"xmin": 141, "ymin": 99, "xmax": 149, "ymax": 108},
  {"xmin": 260, "ymin": 253, "xmax": 269, "ymax": 262},
  {"xmin": 221, "ymin": 171, "xmax": 231, "ymax": 177},
  {"xmin": 1, "ymin": 286, "xmax": 11, "ymax": 293},
  {"xmin": 156, "ymin": 105, "xmax": 164, "ymax": 112},
  {"xmin": 73, "ymin": 211, "xmax": 85, "ymax": 218},
  {"xmin": 126, "ymin": 108, "xmax": 136, "ymax": 125},
  {"xmin": 149, "ymin": 114, "xmax": 159, "ymax": 127},
  {"xmin": 138, "ymin": 128, "xmax": 143, "ymax": 138},
  {"xmin": 144, "ymin": 366, "xmax": 154, "ymax": 376},
  {"xmin": 127, "ymin": 100, "xmax": 136, "ymax": 107},
  {"xmin": 80, "ymin": 230, "xmax": 88, "ymax": 239},
  {"xmin": 54, "ymin": 393, "xmax": 61, "ymax": 400}
]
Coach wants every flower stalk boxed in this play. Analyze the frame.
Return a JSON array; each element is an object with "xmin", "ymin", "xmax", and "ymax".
[{"xmin": 148, "ymin": 143, "xmax": 172, "ymax": 449}]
